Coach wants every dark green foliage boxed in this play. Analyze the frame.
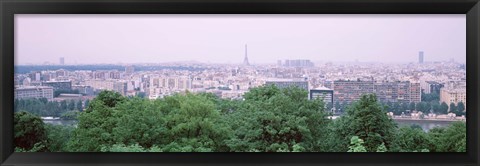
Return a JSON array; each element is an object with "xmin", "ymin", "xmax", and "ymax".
[
  {"xmin": 391, "ymin": 127, "xmax": 430, "ymax": 152},
  {"xmin": 30, "ymin": 87, "xmax": 466, "ymax": 153},
  {"xmin": 136, "ymin": 92, "xmax": 146, "ymax": 98},
  {"xmin": 440, "ymin": 102, "xmax": 449, "ymax": 114},
  {"xmin": 409, "ymin": 102, "xmax": 416, "ymax": 111},
  {"xmin": 421, "ymin": 92, "xmax": 439, "ymax": 102},
  {"xmin": 100, "ymin": 143, "xmax": 162, "ymax": 152},
  {"xmin": 60, "ymin": 110, "xmax": 79, "ymax": 120},
  {"xmin": 449, "ymin": 103, "xmax": 457, "ymax": 113},
  {"xmin": 84, "ymin": 99, "xmax": 90, "ymax": 109},
  {"xmin": 226, "ymin": 85, "xmax": 329, "ymax": 152},
  {"xmin": 426, "ymin": 127, "xmax": 446, "ymax": 152},
  {"xmin": 67, "ymin": 92, "xmax": 123, "ymax": 151},
  {"xmin": 455, "ymin": 102, "xmax": 466, "ymax": 116},
  {"xmin": 410, "ymin": 124, "xmax": 423, "ymax": 131},
  {"xmin": 429, "ymin": 122, "xmax": 466, "ymax": 152},
  {"xmin": 60, "ymin": 100, "xmax": 68, "ymax": 110},
  {"xmin": 431, "ymin": 102, "xmax": 441, "ymax": 114},
  {"xmin": 76, "ymin": 100, "xmax": 83, "ymax": 111},
  {"xmin": 160, "ymin": 93, "xmax": 233, "ymax": 152},
  {"xmin": 15, "ymin": 98, "xmax": 65, "ymax": 117},
  {"xmin": 45, "ymin": 124, "xmax": 74, "ymax": 152},
  {"xmin": 67, "ymin": 91, "xmax": 231, "ymax": 152},
  {"xmin": 111, "ymin": 98, "xmax": 168, "ymax": 148},
  {"xmin": 14, "ymin": 112, "xmax": 48, "ymax": 152},
  {"xmin": 68, "ymin": 100, "xmax": 76, "ymax": 111},
  {"xmin": 415, "ymin": 102, "xmax": 431, "ymax": 113},
  {"xmin": 92, "ymin": 90, "xmax": 126, "ymax": 108},
  {"xmin": 331, "ymin": 94, "xmax": 397, "ymax": 152}
]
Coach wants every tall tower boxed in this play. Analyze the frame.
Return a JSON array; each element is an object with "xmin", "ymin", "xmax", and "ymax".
[
  {"xmin": 243, "ymin": 44, "xmax": 250, "ymax": 66},
  {"xmin": 60, "ymin": 57, "xmax": 65, "ymax": 65},
  {"xmin": 418, "ymin": 51, "xmax": 424, "ymax": 64}
]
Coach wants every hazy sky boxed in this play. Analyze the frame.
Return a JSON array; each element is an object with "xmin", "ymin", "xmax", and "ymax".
[{"xmin": 15, "ymin": 14, "xmax": 466, "ymax": 65}]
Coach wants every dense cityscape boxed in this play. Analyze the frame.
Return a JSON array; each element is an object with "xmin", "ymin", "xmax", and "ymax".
[{"xmin": 15, "ymin": 48, "xmax": 467, "ymax": 120}]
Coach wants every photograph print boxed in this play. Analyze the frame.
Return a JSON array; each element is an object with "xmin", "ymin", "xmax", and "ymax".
[{"xmin": 14, "ymin": 14, "xmax": 466, "ymax": 152}]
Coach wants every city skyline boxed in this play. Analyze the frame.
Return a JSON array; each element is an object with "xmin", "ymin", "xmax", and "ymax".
[{"xmin": 16, "ymin": 14, "xmax": 466, "ymax": 65}]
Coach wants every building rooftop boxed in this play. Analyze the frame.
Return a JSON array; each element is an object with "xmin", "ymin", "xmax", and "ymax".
[
  {"xmin": 58, "ymin": 93, "xmax": 83, "ymax": 97},
  {"xmin": 265, "ymin": 78, "xmax": 307, "ymax": 82},
  {"xmin": 15, "ymin": 86, "xmax": 53, "ymax": 90},
  {"xmin": 312, "ymin": 86, "xmax": 333, "ymax": 91}
]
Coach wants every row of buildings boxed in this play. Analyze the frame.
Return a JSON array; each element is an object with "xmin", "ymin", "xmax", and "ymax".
[
  {"xmin": 267, "ymin": 79, "xmax": 420, "ymax": 106},
  {"xmin": 14, "ymin": 75, "xmax": 466, "ymax": 110}
]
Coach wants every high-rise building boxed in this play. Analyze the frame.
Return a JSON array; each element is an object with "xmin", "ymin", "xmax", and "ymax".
[
  {"xmin": 284, "ymin": 59, "xmax": 314, "ymax": 67},
  {"xmin": 419, "ymin": 51, "xmax": 424, "ymax": 64},
  {"xmin": 28, "ymin": 71, "xmax": 42, "ymax": 81},
  {"xmin": 60, "ymin": 57, "xmax": 65, "ymax": 65},
  {"xmin": 14, "ymin": 86, "xmax": 54, "ymax": 100},
  {"xmin": 243, "ymin": 44, "xmax": 250, "ymax": 66},
  {"xmin": 333, "ymin": 80, "xmax": 421, "ymax": 104},
  {"xmin": 109, "ymin": 71, "xmax": 121, "ymax": 79},
  {"xmin": 310, "ymin": 87, "xmax": 334, "ymax": 105},
  {"xmin": 333, "ymin": 80, "xmax": 375, "ymax": 104},
  {"xmin": 85, "ymin": 80, "xmax": 127, "ymax": 95}
]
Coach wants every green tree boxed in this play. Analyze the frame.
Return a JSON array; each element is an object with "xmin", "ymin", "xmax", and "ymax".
[
  {"xmin": 68, "ymin": 100, "xmax": 76, "ymax": 111},
  {"xmin": 45, "ymin": 124, "xmax": 74, "ymax": 152},
  {"xmin": 391, "ymin": 127, "xmax": 430, "ymax": 152},
  {"xmin": 456, "ymin": 102, "xmax": 465, "ymax": 116},
  {"xmin": 60, "ymin": 100, "xmax": 68, "ymax": 110},
  {"xmin": 136, "ymin": 92, "xmax": 146, "ymax": 98},
  {"xmin": 100, "ymin": 143, "xmax": 162, "ymax": 152},
  {"xmin": 14, "ymin": 112, "xmax": 48, "ymax": 152},
  {"xmin": 160, "ymin": 93, "xmax": 232, "ymax": 152},
  {"xmin": 376, "ymin": 142, "xmax": 388, "ymax": 152},
  {"xmin": 409, "ymin": 102, "xmax": 416, "ymax": 111},
  {"xmin": 427, "ymin": 122, "xmax": 466, "ymax": 152},
  {"xmin": 449, "ymin": 103, "xmax": 457, "ymax": 114},
  {"xmin": 226, "ymin": 85, "xmax": 329, "ymax": 152},
  {"xmin": 60, "ymin": 111, "xmax": 79, "ymax": 120},
  {"xmin": 67, "ymin": 91, "xmax": 125, "ymax": 151},
  {"xmin": 401, "ymin": 102, "xmax": 409, "ymax": 112},
  {"xmin": 111, "ymin": 97, "xmax": 168, "ymax": 149},
  {"xmin": 393, "ymin": 102, "xmax": 401, "ymax": 115},
  {"xmin": 84, "ymin": 99, "xmax": 90, "ymax": 109},
  {"xmin": 91, "ymin": 90, "xmax": 126, "ymax": 108},
  {"xmin": 416, "ymin": 102, "xmax": 428, "ymax": 113},
  {"xmin": 331, "ymin": 94, "xmax": 397, "ymax": 152},
  {"xmin": 431, "ymin": 102, "xmax": 441, "ymax": 114},
  {"xmin": 335, "ymin": 101, "xmax": 341, "ymax": 112},
  {"xmin": 347, "ymin": 136, "xmax": 367, "ymax": 152},
  {"xmin": 440, "ymin": 102, "xmax": 449, "ymax": 114},
  {"xmin": 421, "ymin": 92, "xmax": 439, "ymax": 102},
  {"xmin": 76, "ymin": 100, "xmax": 83, "ymax": 111}
]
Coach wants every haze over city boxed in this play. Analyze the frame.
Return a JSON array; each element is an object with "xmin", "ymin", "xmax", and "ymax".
[{"xmin": 15, "ymin": 14, "xmax": 465, "ymax": 65}]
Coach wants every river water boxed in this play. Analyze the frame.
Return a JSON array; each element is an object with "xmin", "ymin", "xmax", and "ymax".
[
  {"xmin": 394, "ymin": 119, "xmax": 457, "ymax": 132},
  {"xmin": 43, "ymin": 119, "xmax": 77, "ymax": 126}
]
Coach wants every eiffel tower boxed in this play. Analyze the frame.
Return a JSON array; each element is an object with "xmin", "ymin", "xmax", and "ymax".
[{"xmin": 243, "ymin": 44, "xmax": 250, "ymax": 66}]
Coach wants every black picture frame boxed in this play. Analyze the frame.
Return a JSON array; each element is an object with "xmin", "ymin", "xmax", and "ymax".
[{"xmin": 1, "ymin": 0, "xmax": 479, "ymax": 166}]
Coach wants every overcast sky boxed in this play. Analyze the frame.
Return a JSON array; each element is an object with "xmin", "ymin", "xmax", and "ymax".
[{"xmin": 15, "ymin": 14, "xmax": 466, "ymax": 65}]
